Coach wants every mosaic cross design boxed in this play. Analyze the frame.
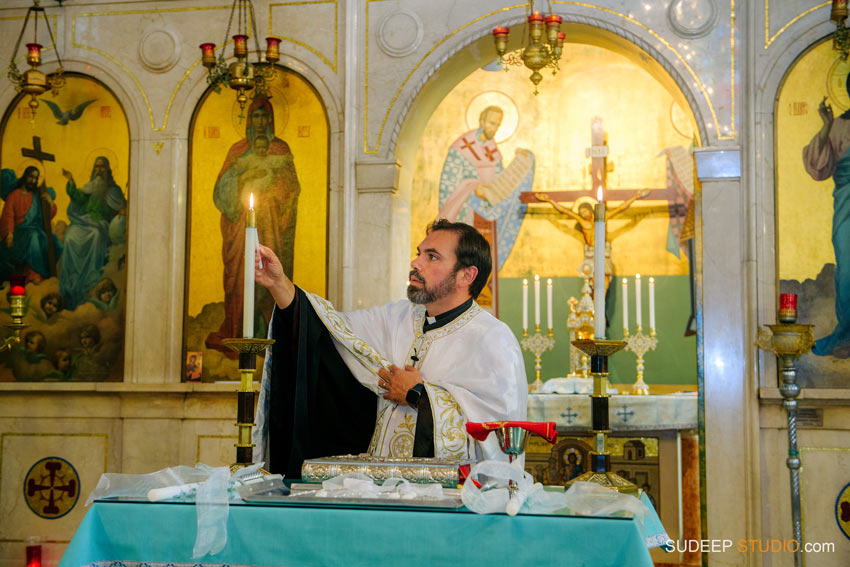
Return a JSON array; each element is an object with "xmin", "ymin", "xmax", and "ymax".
[
  {"xmin": 616, "ymin": 406, "xmax": 635, "ymax": 423},
  {"xmin": 560, "ymin": 407, "xmax": 578, "ymax": 424}
]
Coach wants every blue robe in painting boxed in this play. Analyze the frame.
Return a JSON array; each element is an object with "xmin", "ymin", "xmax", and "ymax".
[
  {"xmin": 814, "ymin": 146, "xmax": 850, "ymax": 357},
  {"xmin": 437, "ymin": 128, "xmax": 533, "ymax": 270}
]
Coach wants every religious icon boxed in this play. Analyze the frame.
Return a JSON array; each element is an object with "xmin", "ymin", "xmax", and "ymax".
[
  {"xmin": 184, "ymin": 67, "xmax": 328, "ymax": 381},
  {"xmin": 436, "ymin": 92, "xmax": 535, "ymax": 313},
  {"xmin": 777, "ymin": 38, "xmax": 850, "ymax": 385},
  {"xmin": 0, "ymin": 73, "xmax": 129, "ymax": 382},
  {"xmin": 185, "ymin": 351, "xmax": 203, "ymax": 382}
]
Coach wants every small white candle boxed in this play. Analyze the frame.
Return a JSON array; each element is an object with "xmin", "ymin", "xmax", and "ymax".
[
  {"xmin": 593, "ymin": 187, "xmax": 606, "ymax": 339},
  {"xmin": 243, "ymin": 193, "xmax": 257, "ymax": 338},
  {"xmin": 649, "ymin": 277, "xmax": 656, "ymax": 332},
  {"xmin": 522, "ymin": 279, "xmax": 528, "ymax": 332},
  {"xmin": 622, "ymin": 278, "xmax": 629, "ymax": 332},
  {"xmin": 635, "ymin": 273, "xmax": 642, "ymax": 331},
  {"xmin": 547, "ymin": 278, "xmax": 553, "ymax": 331},
  {"xmin": 534, "ymin": 274, "xmax": 540, "ymax": 329}
]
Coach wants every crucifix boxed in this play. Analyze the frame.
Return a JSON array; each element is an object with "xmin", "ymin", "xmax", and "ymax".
[
  {"xmin": 521, "ymin": 117, "xmax": 666, "ymax": 246},
  {"xmin": 20, "ymin": 135, "xmax": 58, "ymax": 277}
]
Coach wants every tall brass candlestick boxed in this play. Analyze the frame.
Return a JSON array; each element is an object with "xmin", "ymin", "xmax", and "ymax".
[
  {"xmin": 566, "ymin": 339, "xmax": 637, "ymax": 494},
  {"xmin": 223, "ymin": 337, "xmax": 274, "ymax": 472}
]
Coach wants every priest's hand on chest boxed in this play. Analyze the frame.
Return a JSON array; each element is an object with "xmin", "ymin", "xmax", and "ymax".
[{"xmin": 378, "ymin": 364, "xmax": 423, "ymax": 406}]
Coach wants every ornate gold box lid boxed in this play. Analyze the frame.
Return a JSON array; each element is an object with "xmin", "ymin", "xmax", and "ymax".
[{"xmin": 300, "ymin": 454, "xmax": 474, "ymax": 488}]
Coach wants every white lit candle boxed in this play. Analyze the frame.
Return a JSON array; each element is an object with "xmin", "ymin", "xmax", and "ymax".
[
  {"xmin": 649, "ymin": 277, "xmax": 656, "ymax": 332},
  {"xmin": 243, "ymin": 193, "xmax": 257, "ymax": 338},
  {"xmin": 635, "ymin": 273, "xmax": 642, "ymax": 331},
  {"xmin": 534, "ymin": 274, "xmax": 540, "ymax": 330},
  {"xmin": 622, "ymin": 278, "xmax": 629, "ymax": 333},
  {"xmin": 522, "ymin": 278, "xmax": 528, "ymax": 333},
  {"xmin": 547, "ymin": 278, "xmax": 553, "ymax": 331},
  {"xmin": 594, "ymin": 187, "xmax": 606, "ymax": 339}
]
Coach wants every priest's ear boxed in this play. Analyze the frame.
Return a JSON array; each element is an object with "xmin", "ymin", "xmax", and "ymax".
[{"xmin": 457, "ymin": 265, "xmax": 478, "ymax": 292}]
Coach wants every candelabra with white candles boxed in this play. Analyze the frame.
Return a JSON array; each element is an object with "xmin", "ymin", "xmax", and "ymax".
[
  {"xmin": 520, "ymin": 275, "xmax": 555, "ymax": 392},
  {"xmin": 621, "ymin": 274, "xmax": 658, "ymax": 395}
]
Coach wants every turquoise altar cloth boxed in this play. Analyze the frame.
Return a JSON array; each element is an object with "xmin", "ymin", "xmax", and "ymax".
[{"xmin": 60, "ymin": 499, "xmax": 656, "ymax": 567}]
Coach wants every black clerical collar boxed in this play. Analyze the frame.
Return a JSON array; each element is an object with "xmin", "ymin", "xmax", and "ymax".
[{"xmin": 423, "ymin": 298, "xmax": 474, "ymax": 333}]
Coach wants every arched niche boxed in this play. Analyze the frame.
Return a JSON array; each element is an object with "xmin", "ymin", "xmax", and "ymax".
[
  {"xmin": 183, "ymin": 66, "xmax": 329, "ymax": 382},
  {"xmin": 0, "ymin": 72, "xmax": 130, "ymax": 382}
]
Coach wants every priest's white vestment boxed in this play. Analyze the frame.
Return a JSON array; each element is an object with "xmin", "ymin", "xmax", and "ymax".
[{"xmin": 254, "ymin": 292, "xmax": 527, "ymax": 463}]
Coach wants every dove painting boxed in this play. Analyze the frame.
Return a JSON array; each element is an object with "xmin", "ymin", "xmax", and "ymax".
[{"xmin": 41, "ymin": 99, "xmax": 96, "ymax": 125}]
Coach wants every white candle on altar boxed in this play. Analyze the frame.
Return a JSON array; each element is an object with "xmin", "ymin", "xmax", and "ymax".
[
  {"xmin": 635, "ymin": 273, "xmax": 642, "ymax": 331},
  {"xmin": 522, "ymin": 278, "xmax": 528, "ymax": 333},
  {"xmin": 243, "ymin": 193, "xmax": 257, "ymax": 338},
  {"xmin": 534, "ymin": 274, "xmax": 540, "ymax": 329},
  {"xmin": 547, "ymin": 278, "xmax": 553, "ymax": 331},
  {"xmin": 649, "ymin": 277, "xmax": 656, "ymax": 332},
  {"xmin": 622, "ymin": 278, "xmax": 629, "ymax": 333},
  {"xmin": 593, "ymin": 187, "xmax": 606, "ymax": 339}
]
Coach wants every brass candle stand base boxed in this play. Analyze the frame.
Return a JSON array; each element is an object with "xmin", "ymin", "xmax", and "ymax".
[
  {"xmin": 222, "ymin": 337, "xmax": 274, "ymax": 472},
  {"xmin": 567, "ymin": 339, "xmax": 638, "ymax": 494}
]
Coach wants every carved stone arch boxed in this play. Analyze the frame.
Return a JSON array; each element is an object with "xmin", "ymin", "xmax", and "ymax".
[{"xmin": 389, "ymin": 13, "xmax": 711, "ymax": 160}]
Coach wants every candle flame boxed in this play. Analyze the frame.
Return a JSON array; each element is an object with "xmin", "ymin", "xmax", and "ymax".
[
  {"xmin": 534, "ymin": 274, "xmax": 539, "ymax": 281},
  {"xmin": 649, "ymin": 277, "xmax": 654, "ymax": 283},
  {"xmin": 547, "ymin": 278, "xmax": 552, "ymax": 285},
  {"xmin": 596, "ymin": 186, "xmax": 603, "ymax": 202},
  {"xmin": 523, "ymin": 278, "xmax": 528, "ymax": 285},
  {"xmin": 249, "ymin": 193, "xmax": 254, "ymax": 209},
  {"xmin": 622, "ymin": 278, "xmax": 627, "ymax": 284},
  {"xmin": 635, "ymin": 273, "xmax": 641, "ymax": 279}
]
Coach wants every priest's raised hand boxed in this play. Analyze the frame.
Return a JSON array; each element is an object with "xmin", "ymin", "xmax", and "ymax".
[{"xmin": 255, "ymin": 243, "xmax": 295, "ymax": 309}]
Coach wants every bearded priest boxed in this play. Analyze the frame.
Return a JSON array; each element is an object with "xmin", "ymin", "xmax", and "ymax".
[{"xmin": 252, "ymin": 219, "xmax": 527, "ymax": 479}]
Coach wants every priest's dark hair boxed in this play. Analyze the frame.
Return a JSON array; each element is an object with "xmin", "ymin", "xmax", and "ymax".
[{"xmin": 427, "ymin": 219, "xmax": 492, "ymax": 299}]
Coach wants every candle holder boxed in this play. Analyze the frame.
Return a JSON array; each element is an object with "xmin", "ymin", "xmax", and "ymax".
[
  {"xmin": 624, "ymin": 328, "xmax": 658, "ymax": 395},
  {"xmin": 565, "ymin": 339, "xmax": 638, "ymax": 494},
  {"xmin": 756, "ymin": 302, "xmax": 813, "ymax": 567},
  {"xmin": 222, "ymin": 337, "xmax": 274, "ymax": 473},
  {"xmin": 521, "ymin": 328, "xmax": 555, "ymax": 392},
  {"xmin": 1, "ymin": 280, "xmax": 28, "ymax": 352}
]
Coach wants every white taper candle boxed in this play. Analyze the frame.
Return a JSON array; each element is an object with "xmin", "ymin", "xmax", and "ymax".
[
  {"xmin": 593, "ymin": 187, "xmax": 606, "ymax": 339},
  {"xmin": 649, "ymin": 277, "xmax": 656, "ymax": 332},
  {"xmin": 635, "ymin": 273, "xmax": 642, "ymax": 331},
  {"xmin": 534, "ymin": 274, "xmax": 540, "ymax": 329},
  {"xmin": 547, "ymin": 278, "xmax": 553, "ymax": 331},
  {"xmin": 622, "ymin": 278, "xmax": 629, "ymax": 333},
  {"xmin": 522, "ymin": 278, "xmax": 528, "ymax": 333},
  {"xmin": 243, "ymin": 193, "xmax": 257, "ymax": 338}
]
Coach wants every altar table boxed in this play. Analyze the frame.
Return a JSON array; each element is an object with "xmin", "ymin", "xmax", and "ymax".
[{"xmin": 60, "ymin": 498, "xmax": 655, "ymax": 567}]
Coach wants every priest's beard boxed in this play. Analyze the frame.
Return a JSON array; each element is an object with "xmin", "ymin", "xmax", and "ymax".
[{"xmin": 407, "ymin": 268, "xmax": 458, "ymax": 305}]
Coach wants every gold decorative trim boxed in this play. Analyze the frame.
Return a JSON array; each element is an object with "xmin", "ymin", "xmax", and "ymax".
[
  {"xmin": 72, "ymin": 6, "xmax": 231, "ymax": 132},
  {"xmin": 427, "ymin": 384, "xmax": 467, "ymax": 458},
  {"xmin": 797, "ymin": 446, "xmax": 850, "ymax": 567},
  {"xmin": 764, "ymin": 1, "xmax": 830, "ymax": 49},
  {"xmin": 196, "ymin": 434, "xmax": 238, "ymax": 463},
  {"xmin": 270, "ymin": 1, "xmax": 338, "ymax": 72},
  {"xmin": 364, "ymin": 1, "xmax": 735, "ymax": 153},
  {"xmin": 364, "ymin": 1, "xmax": 525, "ymax": 153},
  {"xmin": 0, "ymin": 432, "xmax": 108, "ymax": 543}
]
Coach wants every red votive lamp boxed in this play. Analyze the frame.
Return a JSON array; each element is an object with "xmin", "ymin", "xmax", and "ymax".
[
  {"xmin": 265, "ymin": 37, "xmax": 281, "ymax": 63},
  {"xmin": 9, "ymin": 276, "xmax": 25, "ymax": 297},
  {"xmin": 779, "ymin": 293, "xmax": 797, "ymax": 323},
  {"xmin": 199, "ymin": 43, "xmax": 217, "ymax": 69},
  {"xmin": 25, "ymin": 543, "xmax": 41, "ymax": 567},
  {"xmin": 528, "ymin": 10, "xmax": 544, "ymax": 22},
  {"xmin": 25, "ymin": 43, "xmax": 42, "ymax": 66},
  {"xmin": 492, "ymin": 26, "xmax": 510, "ymax": 55},
  {"xmin": 232, "ymin": 34, "xmax": 249, "ymax": 59}
]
